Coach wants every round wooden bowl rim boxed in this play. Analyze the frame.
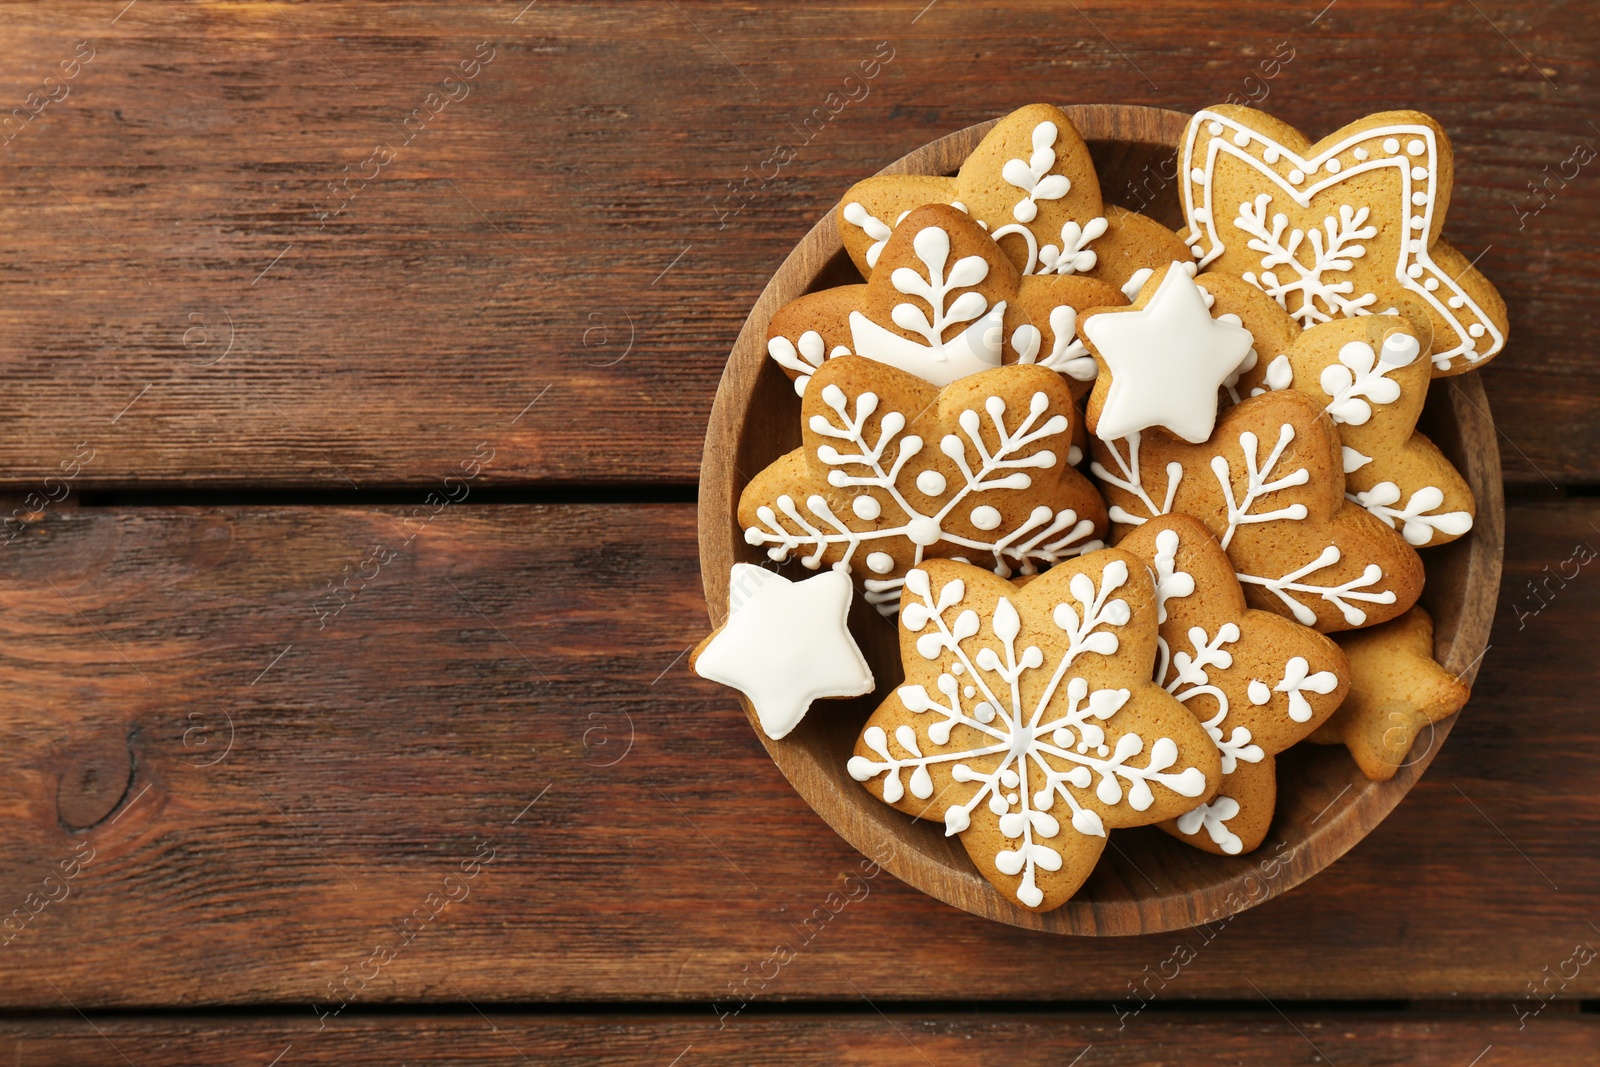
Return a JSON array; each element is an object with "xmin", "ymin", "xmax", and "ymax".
[{"xmin": 697, "ymin": 104, "xmax": 1505, "ymax": 935}]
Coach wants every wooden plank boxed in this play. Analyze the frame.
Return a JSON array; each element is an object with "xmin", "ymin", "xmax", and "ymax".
[
  {"xmin": 0, "ymin": 2, "xmax": 1594, "ymax": 486},
  {"xmin": 1, "ymin": 1012, "xmax": 1596, "ymax": 1066},
  {"xmin": 0, "ymin": 499, "xmax": 1593, "ymax": 1007}
]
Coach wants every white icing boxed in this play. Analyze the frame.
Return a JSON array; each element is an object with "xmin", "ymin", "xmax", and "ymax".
[
  {"xmin": 1011, "ymin": 304, "xmax": 1097, "ymax": 381},
  {"xmin": 847, "ymin": 224, "xmax": 1005, "ymax": 386},
  {"xmin": 1083, "ymin": 263, "xmax": 1256, "ymax": 444},
  {"xmin": 1175, "ymin": 796, "xmax": 1243, "ymax": 854},
  {"xmin": 1210, "ymin": 425, "xmax": 1311, "ymax": 550},
  {"xmin": 848, "ymin": 563, "xmax": 1207, "ymax": 908},
  {"xmin": 1090, "ymin": 432, "xmax": 1183, "ymax": 528},
  {"xmin": 746, "ymin": 384, "xmax": 1101, "ymax": 615},
  {"xmin": 1148, "ymin": 530, "xmax": 1261, "ymax": 775},
  {"xmin": 1235, "ymin": 196, "xmax": 1378, "ymax": 324},
  {"xmin": 842, "ymin": 201, "xmax": 893, "ymax": 269},
  {"xmin": 1318, "ymin": 334, "xmax": 1418, "ymax": 425},
  {"xmin": 1341, "ymin": 446, "xmax": 1374, "ymax": 474},
  {"xmin": 1255, "ymin": 656, "xmax": 1338, "ymax": 723},
  {"xmin": 1350, "ymin": 482, "xmax": 1473, "ymax": 545},
  {"xmin": 1235, "ymin": 545, "xmax": 1395, "ymax": 627},
  {"xmin": 1097, "ymin": 419, "xmax": 1398, "ymax": 627},
  {"xmin": 696, "ymin": 565, "xmax": 873, "ymax": 740},
  {"xmin": 1180, "ymin": 110, "xmax": 1506, "ymax": 369},
  {"xmin": 1001, "ymin": 120, "xmax": 1073, "ymax": 223},
  {"xmin": 1037, "ymin": 216, "xmax": 1107, "ymax": 275},
  {"xmin": 768, "ymin": 331, "xmax": 852, "ymax": 396}
]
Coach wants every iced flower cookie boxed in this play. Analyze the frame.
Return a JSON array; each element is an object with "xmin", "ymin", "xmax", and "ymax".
[
  {"xmin": 1119, "ymin": 516, "xmax": 1348, "ymax": 855},
  {"xmin": 768, "ymin": 204, "xmax": 1124, "ymax": 393},
  {"xmin": 741, "ymin": 355, "xmax": 1107, "ymax": 613},
  {"xmin": 1309, "ymin": 605, "xmax": 1469, "ymax": 780},
  {"xmin": 848, "ymin": 554, "xmax": 1220, "ymax": 909},
  {"xmin": 1090, "ymin": 390, "xmax": 1425, "ymax": 632},
  {"xmin": 1178, "ymin": 105, "xmax": 1508, "ymax": 375},
  {"xmin": 839, "ymin": 104, "xmax": 1191, "ymax": 292}
]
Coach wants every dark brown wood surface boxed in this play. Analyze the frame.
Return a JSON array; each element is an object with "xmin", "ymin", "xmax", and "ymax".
[
  {"xmin": 0, "ymin": 500, "xmax": 1592, "ymax": 1007},
  {"xmin": 0, "ymin": 1, "xmax": 1595, "ymax": 487},
  {"xmin": 1, "ymin": 1, "xmax": 1597, "ymax": 1061},
  {"xmin": 1, "ymin": 1012, "xmax": 1596, "ymax": 1065}
]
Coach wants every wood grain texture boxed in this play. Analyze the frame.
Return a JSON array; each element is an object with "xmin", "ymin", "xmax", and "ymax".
[
  {"xmin": 0, "ymin": 1, "xmax": 1593, "ymax": 487},
  {"xmin": 0, "ymin": 500, "xmax": 1587, "ymax": 1006},
  {"xmin": 700, "ymin": 105, "xmax": 1504, "ymax": 935},
  {"xmin": 0, "ymin": 1012, "xmax": 1596, "ymax": 1065}
]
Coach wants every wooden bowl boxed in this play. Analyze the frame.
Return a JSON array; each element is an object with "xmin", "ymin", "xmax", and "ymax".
[{"xmin": 698, "ymin": 104, "xmax": 1504, "ymax": 935}]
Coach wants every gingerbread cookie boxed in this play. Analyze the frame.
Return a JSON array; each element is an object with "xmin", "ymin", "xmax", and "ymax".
[
  {"xmin": 769, "ymin": 204, "xmax": 1124, "ymax": 393},
  {"xmin": 839, "ymin": 104, "xmax": 1191, "ymax": 292},
  {"xmin": 1090, "ymin": 390, "xmax": 1425, "ymax": 632},
  {"xmin": 742, "ymin": 355, "xmax": 1108, "ymax": 613},
  {"xmin": 1119, "ymin": 516, "xmax": 1349, "ymax": 855},
  {"xmin": 1223, "ymin": 307, "xmax": 1474, "ymax": 548},
  {"xmin": 692, "ymin": 564, "xmax": 874, "ymax": 740},
  {"xmin": 1309, "ymin": 605, "xmax": 1469, "ymax": 780},
  {"xmin": 1178, "ymin": 105, "xmax": 1508, "ymax": 375},
  {"xmin": 847, "ymin": 554, "xmax": 1220, "ymax": 909},
  {"xmin": 1080, "ymin": 262, "xmax": 1256, "ymax": 443}
]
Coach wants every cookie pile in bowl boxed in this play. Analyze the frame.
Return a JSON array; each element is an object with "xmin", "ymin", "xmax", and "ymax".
[{"xmin": 694, "ymin": 104, "xmax": 1505, "ymax": 929}]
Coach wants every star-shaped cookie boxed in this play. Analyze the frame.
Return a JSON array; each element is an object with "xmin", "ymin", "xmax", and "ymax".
[
  {"xmin": 838, "ymin": 103, "xmax": 1192, "ymax": 293},
  {"xmin": 848, "ymin": 554, "xmax": 1220, "ymax": 909},
  {"xmin": 1080, "ymin": 262, "xmax": 1256, "ymax": 443},
  {"xmin": 742, "ymin": 355, "xmax": 1108, "ymax": 614},
  {"xmin": 1307, "ymin": 605, "xmax": 1469, "ymax": 780},
  {"xmin": 692, "ymin": 564, "xmax": 874, "ymax": 740},
  {"xmin": 1178, "ymin": 105, "xmax": 1509, "ymax": 376}
]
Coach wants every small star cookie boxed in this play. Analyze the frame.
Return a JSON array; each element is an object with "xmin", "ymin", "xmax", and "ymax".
[
  {"xmin": 1178, "ymin": 105, "xmax": 1509, "ymax": 375},
  {"xmin": 848, "ymin": 554, "xmax": 1220, "ymax": 910},
  {"xmin": 693, "ymin": 564, "xmax": 874, "ymax": 740},
  {"xmin": 1308, "ymin": 605, "xmax": 1469, "ymax": 780},
  {"xmin": 1119, "ymin": 515, "xmax": 1349, "ymax": 855},
  {"xmin": 1079, "ymin": 262, "xmax": 1256, "ymax": 443}
]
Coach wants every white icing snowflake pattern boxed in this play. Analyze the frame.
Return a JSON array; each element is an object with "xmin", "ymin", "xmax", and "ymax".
[
  {"xmin": 848, "ymin": 564, "xmax": 1209, "ymax": 908},
  {"xmin": 1234, "ymin": 195, "xmax": 1379, "ymax": 327},
  {"xmin": 1095, "ymin": 421, "xmax": 1399, "ymax": 627},
  {"xmin": 744, "ymin": 380, "xmax": 1101, "ymax": 613}
]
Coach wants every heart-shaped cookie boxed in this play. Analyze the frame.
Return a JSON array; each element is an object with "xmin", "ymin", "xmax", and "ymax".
[
  {"xmin": 838, "ymin": 103, "xmax": 1191, "ymax": 292},
  {"xmin": 1190, "ymin": 273, "xmax": 1475, "ymax": 549},
  {"xmin": 1090, "ymin": 390, "xmax": 1425, "ymax": 632},
  {"xmin": 1178, "ymin": 105, "xmax": 1508, "ymax": 375},
  {"xmin": 1119, "ymin": 515, "xmax": 1349, "ymax": 855},
  {"xmin": 741, "ymin": 355, "xmax": 1108, "ymax": 613}
]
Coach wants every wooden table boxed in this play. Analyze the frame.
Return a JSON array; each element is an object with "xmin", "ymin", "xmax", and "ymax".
[{"xmin": 0, "ymin": 2, "xmax": 1595, "ymax": 1062}]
